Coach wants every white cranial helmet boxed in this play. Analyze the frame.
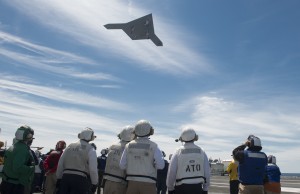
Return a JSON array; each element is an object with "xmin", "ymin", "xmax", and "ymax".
[
  {"xmin": 134, "ymin": 120, "xmax": 154, "ymax": 137},
  {"xmin": 15, "ymin": 125, "xmax": 34, "ymax": 141},
  {"xmin": 78, "ymin": 127, "xmax": 96, "ymax": 141},
  {"xmin": 118, "ymin": 125, "xmax": 135, "ymax": 142},
  {"xmin": 247, "ymin": 135, "xmax": 261, "ymax": 147},
  {"xmin": 179, "ymin": 127, "xmax": 198, "ymax": 142},
  {"xmin": 268, "ymin": 155, "xmax": 276, "ymax": 164}
]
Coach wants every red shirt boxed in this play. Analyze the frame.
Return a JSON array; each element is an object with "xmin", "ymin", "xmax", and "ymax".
[{"xmin": 43, "ymin": 150, "xmax": 63, "ymax": 173}]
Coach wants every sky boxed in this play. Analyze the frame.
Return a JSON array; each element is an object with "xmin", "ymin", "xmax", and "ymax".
[{"xmin": 0, "ymin": 0, "xmax": 299, "ymax": 173}]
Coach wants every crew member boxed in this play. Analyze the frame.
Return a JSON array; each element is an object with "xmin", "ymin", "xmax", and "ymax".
[
  {"xmin": 120, "ymin": 119, "xmax": 165, "ymax": 194},
  {"xmin": 0, "ymin": 125, "xmax": 35, "ymax": 194},
  {"xmin": 264, "ymin": 155, "xmax": 281, "ymax": 194},
  {"xmin": 226, "ymin": 156, "xmax": 239, "ymax": 194},
  {"xmin": 56, "ymin": 127, "xmax": 98, "ymax": 194},
  {"xmin": 97, "ymin": 148, "xmax": 108, "ymax": 194},
  {"xmin": 103, "ymin": 125, "xmax": 135, "ymax": 194},
  {"xmin": 166, "ymin": 128, "xmax": 210, "ymax": 194},
  {"xmin": 43, "ymin": 140, "xmax": 66, "ymax": 194},
  {"xmin": 232, "ymin": 135, "xmax": 267, "ymax": 194},
  {"xmin": 156, "ymin": 151, "xmax": 169, "ymax": 194}
]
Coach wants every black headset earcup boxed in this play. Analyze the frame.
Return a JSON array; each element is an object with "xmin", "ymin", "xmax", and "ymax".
[
  {"xmin": 194, "ymin": 135, "xmax": 198, "ymax": 141},
  {"xmin": 150, "ymin": 128, "xmax": 154, "ymax": 135}
]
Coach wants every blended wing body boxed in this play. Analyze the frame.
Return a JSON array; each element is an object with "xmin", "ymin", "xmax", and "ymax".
[{"xmin": 104, "ymin": 14, "xmax": 163, "ymax": 46}]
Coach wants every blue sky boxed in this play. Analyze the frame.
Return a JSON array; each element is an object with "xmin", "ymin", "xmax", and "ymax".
[{"xmin": 0, "ymin": 0, "xmax": 300, "ymax": 173}]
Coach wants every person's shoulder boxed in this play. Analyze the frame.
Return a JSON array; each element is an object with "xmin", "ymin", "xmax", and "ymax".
[
  {"xmin": 49, "ymin": 150, "xmax": 62, "ymax": 156},
  {"xmin": 149, "ymin": 139, "xmax": 158, "ymax": 147},
  {"xmin": 14, "ymin": 142, "xmax": 28, "ymax": 150}
]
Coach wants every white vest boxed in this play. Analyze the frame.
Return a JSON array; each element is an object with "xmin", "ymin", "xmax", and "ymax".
[
  {"xmin": 126, "ymin": 138, "xmax": 157, "ymax": 183},
  {"xmin": 176, "ymin": 146, "xmax": 205, "ymax": 185},
  {"xmin": 104, "ymin": 141, "xmax": 127, "ymax": 184},
  {"xmin": 62, "ymin": 141, "xmax": 92, "ymax": 177}
]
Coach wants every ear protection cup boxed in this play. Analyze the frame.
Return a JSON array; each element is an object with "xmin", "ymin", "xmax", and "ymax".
[
  {"xmin": 194, "ymin": 134, "xmax": 199, "ymax": 141},
  {"xmin": 149, "ymin": 127, "xmax": 154, "ymax": 135},
  {"xmin": 162, "ymin": 151, "xmax": 166, "ymax": 157},
  {"xmin": 90, "ymin": 131, "xmax": 96, "ymax": 141},
  {"xmin": 250, "ymin": 139, "xmax": 254, "ymax": 147},
  {"xmin": 15, "ymin": 126, "xmax": 34, "ymax": 141}
]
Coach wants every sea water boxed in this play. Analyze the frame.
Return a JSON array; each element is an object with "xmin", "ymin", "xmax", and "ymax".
[{"xmin": 281, "ymin": 173, "xmax": 300, "ymax": 179}]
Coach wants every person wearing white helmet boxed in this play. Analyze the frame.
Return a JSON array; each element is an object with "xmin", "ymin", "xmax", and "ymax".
[
  {"xmin": 264, "ymin": 155, "xmax": 281, "ymax": 194},
  {"xmin": 232, "ymin": 134, "xmax": 268, "ymax": 194},
  {"xmin": 166, "ymin": 127, "xmax": 210, "ymax": 194},
  {"xmin": 120, "ymin": 120, "xmax": 165, "ymax": 194},
  {"xmin": 56, "ymin": 127, "xmax": 98, "ymax": 194},
  {"xmin": 103, "ymin": 125, "xmax": 135, "ymax": 194},
  {"xmin": 0, "ymin": 125, "xmax": 35, "ymax": 194},
  {"xmin": 96, "ymin": 148, "xmax": 108, "ymax": 194}
]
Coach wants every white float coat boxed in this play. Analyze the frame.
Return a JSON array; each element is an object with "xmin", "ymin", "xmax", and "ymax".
[
  {"xmin": 166, "ymin": 142, "xmax": 210, "ymax": 191},
  {"xmin": 119, "ymin": 137, "xmax": 165, "ymax": 182}
]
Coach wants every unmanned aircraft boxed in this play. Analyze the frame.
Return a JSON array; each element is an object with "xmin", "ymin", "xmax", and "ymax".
[{"xmin": 104, "ymin": 13, "xmax": 163, "ymax": 46}]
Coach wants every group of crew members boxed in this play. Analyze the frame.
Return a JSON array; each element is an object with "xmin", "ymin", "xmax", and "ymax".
[{"xmin": 0, "ymin": 120, "xmax": 281, "ymax": 194}]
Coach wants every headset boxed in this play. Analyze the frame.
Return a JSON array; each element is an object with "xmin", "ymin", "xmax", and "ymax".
[{"xmin": 15, "ymin": 125, "xmax": 34, "ymax": 141}]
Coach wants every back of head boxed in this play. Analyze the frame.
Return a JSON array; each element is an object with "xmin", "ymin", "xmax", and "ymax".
[
  {"xmin": 134, "ymin": 120, "xmax": 154, "ymax": 137},
  {"xmin": 268, "ymin": 155, "xmax": 276, "ymax": 164},
  {"xmin": 118, "ymin": 125, "xmax": 135, "ymax": 142},
  {"xmin": 15, "ymin": 125, "xmax": 34, "ymax": 142},
  {"xmin": 179, "ymin": 127, "xmax": 198, "ymax": 142},
  {"xmin": 78, "ymin": 127, "xmax": 96, "ymax": 142},
  {"xmin": 247, "ymin": 135, "xmax": 262, "ymax": 151},
  {"xmin": 56, "ymin": 140, "xmax": 66, "ymax": 151},
  {"xmin": 101, "ymin": 148, "xmax": 108, "ymax": 155}
]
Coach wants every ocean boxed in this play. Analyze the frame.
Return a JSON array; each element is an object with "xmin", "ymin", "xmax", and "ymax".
[{"xmin": 281, "ymin": 173, "xmax": 300, "ymax": 179}]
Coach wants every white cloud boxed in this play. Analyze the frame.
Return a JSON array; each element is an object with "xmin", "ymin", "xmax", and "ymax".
[
  {"xmin": 176, "ymin": 95, "xmax": 300, "ymax": 138},
  {"xmin": 0, "ymin": 77, "xmax": 131, "ymax": 111},
  {"xmin": 0, "ymin": 31, "xmax": 120, "ymax": 82}
]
